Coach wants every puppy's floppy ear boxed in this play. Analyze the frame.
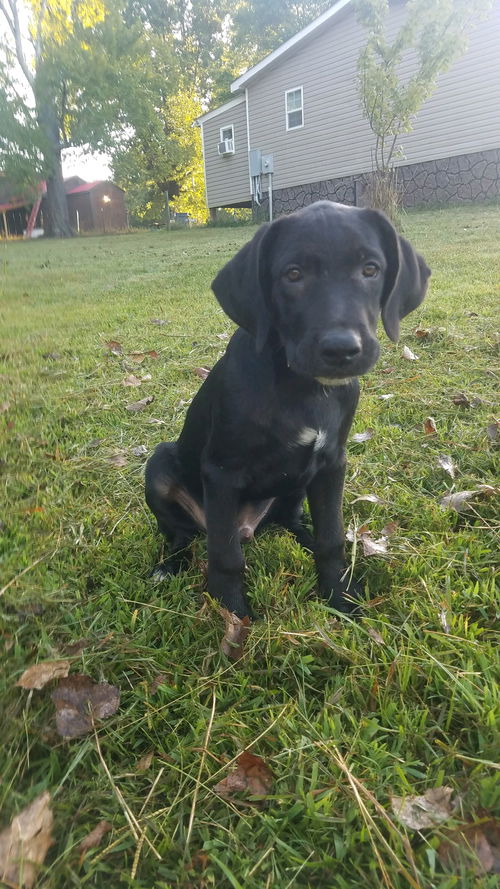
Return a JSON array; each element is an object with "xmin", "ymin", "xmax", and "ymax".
[
  {"xmin": 211, "ymin": 223, "xmax": 274, "ymax": 352},
  {"xmin": 367, "ymin": 210, "xmax": 431, "ymax": 342}
]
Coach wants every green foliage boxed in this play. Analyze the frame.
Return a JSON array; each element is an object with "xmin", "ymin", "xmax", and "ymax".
[{"xmin": 356, "ymin": 0, "xmax": 494, "ymax": 174}]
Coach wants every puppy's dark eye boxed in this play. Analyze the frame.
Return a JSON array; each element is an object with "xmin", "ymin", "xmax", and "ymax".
[
  {"xmin": 362, "ymin": 262, "xmax": 380, "ymax": 278},
  {"xmin": 285, "ymin": 267, "xmax": 302, "ymax": 282}
]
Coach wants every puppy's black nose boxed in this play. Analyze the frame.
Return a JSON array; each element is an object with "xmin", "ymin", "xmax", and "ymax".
[{"xmin": 319, "ymin": 331, "xmax": 362, "ymax": 364}]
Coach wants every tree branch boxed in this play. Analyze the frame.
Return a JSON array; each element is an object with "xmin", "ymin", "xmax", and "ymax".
[
  {"xmin": 5, "ymin": 0, "xmax": 34, "ymax": 90},
  {"xmin": 35, "ymin": 0, "xmax": 48, "ymax": 62},
  {"xmin": 0, "ymin": 0, "xmax": 14, "ymax": 36}
]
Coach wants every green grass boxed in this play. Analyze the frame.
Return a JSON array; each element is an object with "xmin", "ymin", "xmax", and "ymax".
[{"xmin": 0, "ymin": 204, "xmax": 499, "ymax": 889}]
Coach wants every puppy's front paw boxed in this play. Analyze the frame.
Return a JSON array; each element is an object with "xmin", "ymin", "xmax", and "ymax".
[
  {"xmin": 325, "ymin": 576, "xmax": 364, "ymax": 616},
  {"xmin": 149, "ymin": 564, "xmax": 171, "ymax": 584}
]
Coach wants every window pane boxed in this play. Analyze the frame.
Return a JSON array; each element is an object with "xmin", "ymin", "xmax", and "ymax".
[
  {"xmin": 288, "ymin": 109, "xmax": 303, "ymax": 128},
  {"xmin": 286, "ymin": 89, "xmax": 302, "ymax": 112},
  {"xmin": 221, "ymin": 126, "xmax": 233, "ymax": 141}
]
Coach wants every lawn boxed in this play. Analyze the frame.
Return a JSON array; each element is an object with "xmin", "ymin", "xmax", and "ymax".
[{"xmin": 0, "ymin": 204, "xmax": 499, "ymax": 889}]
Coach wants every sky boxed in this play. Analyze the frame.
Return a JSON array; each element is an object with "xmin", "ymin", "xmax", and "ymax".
[{"xmin": 62, "ymin": 148, "xmax": 112, "ymax": 182}]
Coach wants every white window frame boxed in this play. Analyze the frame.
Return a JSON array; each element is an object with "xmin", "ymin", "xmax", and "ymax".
[
  {"xmin": 285, "ymin": 86, "xmax": 304, "ymax": 131},
  {"xmin": 219, "ymin": 124, "xmax": 235, "ymax": 151}
]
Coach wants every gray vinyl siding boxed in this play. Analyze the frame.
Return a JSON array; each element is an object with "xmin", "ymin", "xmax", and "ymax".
[
  {"xmin": 201, "ymin": 100, "xmax": 250, "ymax": 207},
  {"xmin": 245, "ymin": 0, "xmax": 500, "ymax": 192}
]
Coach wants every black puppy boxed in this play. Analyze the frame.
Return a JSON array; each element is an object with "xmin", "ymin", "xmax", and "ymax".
[{"xmin": 145, "ymin": 201, "xmax": 430, "ymax": 618}]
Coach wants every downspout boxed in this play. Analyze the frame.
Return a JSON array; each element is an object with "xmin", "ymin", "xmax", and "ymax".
[{"xmin": 245, "ymin": 88, "xmax": 252, "ymax": 198}]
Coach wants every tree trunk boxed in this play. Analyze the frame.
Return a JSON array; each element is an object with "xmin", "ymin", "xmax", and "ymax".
[{"xmin": 37, "ymin": 103, "xmax": 73, "ymax": 238}]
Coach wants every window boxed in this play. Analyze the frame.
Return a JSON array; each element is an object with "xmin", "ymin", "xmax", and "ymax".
[
  {"xmin": 219, "ymin": 125, "xmax": 234, "ymax": 150},
  {"xmin": 285, "ymin": 87, "xmax": 303, "ymax": 130}
]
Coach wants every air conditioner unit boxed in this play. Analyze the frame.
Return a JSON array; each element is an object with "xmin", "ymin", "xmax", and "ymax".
[{"xmin": 218, "ymin": 139, "xmax": 234, "ymax": 156}]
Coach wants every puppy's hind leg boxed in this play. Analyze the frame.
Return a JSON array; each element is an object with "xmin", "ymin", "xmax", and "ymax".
[
  {"xmin": 265, "ymin": 493, "xmax": 314, "ymax": 551},
  {"xmin": 145, "ymin": 441, "xmax": 200, "ymax": 581}
]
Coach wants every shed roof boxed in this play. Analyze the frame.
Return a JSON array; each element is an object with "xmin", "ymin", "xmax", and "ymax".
[{"xmin": 65, "ymin": 180, "xmax": 125, "ymax": 195}]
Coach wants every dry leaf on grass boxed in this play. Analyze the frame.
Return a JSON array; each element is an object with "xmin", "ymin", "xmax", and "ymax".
[
  {"xmin": 361, "ymin": 535, "xmax": 388, "ymax": 556},
  {"xmin": 451, "ymin": 392, "xmax": 472, "ymax": 407},
  {"xmin": 366, "ymin": 627, "xmax": 385, "ymax": 645},
  {"xmin": 424, "ymin": 416, "xmax": 438, "ymax": 435},
  {"xmin": 352, "ymin": 493, "xmax": 385, "ymax": 505},
  {"xmin": 437, "ymin": 455, "xmax": 456, "ymax": 478},
  {"xmin": 438, "ymin": 820, "xmax": 500, "ymax": 875},
  {"xmin": 391, "ymin": 786, "xmax": 454, "ymax": 830},
  {"xmin": 220, "ymin": 609, "xmax": 251, "ymax": 661},
  {"xmin": 108, "ymin": 453, "xmax": 128, "ymax": 468},
  {"xmin": 16, "ymin": 660, "xmax": 70, "ymax": 690},
  {"xmin": 402, "ymin": 345, "xmax": 419, "ymax": 360},
  {"xmin": 351, "ymin": 429, "xmax": 374, "ymax": 443},
  {"xmin": 486, "ymin": 420, "xmax": 499, "ymax": 441},
  {"xmin": 194, "ymin": 366, "xmax": 211, "ymax": 380},
  {"xmin": 131, "ymin": 445, "xmax": 148, "ymax": 457},
  {"xmin": 51, "ymin": 674, "xmax": 120, "ymax": 739},
  {"xmin": 125, "ymin": 395, "xmax": 154, "ymax": 412},
  {"xmin": 122, "ymin": 374, "xmax": 142, "ymax": 387},
  {"xmin": 414, "ymin": 327, "xmax": 430, "ymax": 338},
  {"xmin": 0, "ymin": 791, "xmax": 53, "ymax": 888},
  {"xmin": 150, "ymin": 318, "xmax": 169, "ymax": 326},
  {"xmin": 439, "ymin": 485, "xmax": 497, "ymax": 513},
  {"xmin": 213, "ymin": 751, "xmax": 273, "ymax": 798},
  {"xmin": 0, "ymin": 401, "xmax": 10, "ymax": 413},
  {"xmin": 135, "ymin": 752, "xmax": 154, "ymax": 772},
  {"xmin": 78, "ymin": 820, "xmax": 112, "ymax": 860},
  {"xmin": 127, "ymin": 350, "xmax": 159, "ymax": 362},
  {"xmin": 104, "ymin": 340, "xmax": 122, "ymax": 355}
]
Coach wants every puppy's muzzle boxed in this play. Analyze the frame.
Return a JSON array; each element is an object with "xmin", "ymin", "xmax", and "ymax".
[{"xmin": 318, "ymin": 330, "xmax": 362, "ymax": 368}]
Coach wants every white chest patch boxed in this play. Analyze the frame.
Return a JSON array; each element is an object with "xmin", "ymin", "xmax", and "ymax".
[{"xmin": 295, "ymin": 426, "xmax": 327, "ymax": 451}]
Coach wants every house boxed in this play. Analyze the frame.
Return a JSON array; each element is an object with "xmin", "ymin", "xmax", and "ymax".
[
  {"xmin": 0, "ymin": 177, "xmax": 127, "ymax": 236},
  {"xmin": 65, "ymin": 180, "xmax": 127, "ymax": 233},
  {"xmin": 197, "ymin": 0, "xmax": 500, "ymax": 216}
]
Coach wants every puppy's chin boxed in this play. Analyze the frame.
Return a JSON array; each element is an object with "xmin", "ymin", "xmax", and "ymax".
[{"xmin": 314, "ymin": 376, "xmax": 351, "ymax": 386}]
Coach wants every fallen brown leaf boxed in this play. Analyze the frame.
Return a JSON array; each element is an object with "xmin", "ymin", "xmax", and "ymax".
[
  {"xmin": 127, "ymin": 350, "xmax": 159, "ymax": 363},
  {"xmin": 213, "ymin": 751, "xmax": 273, "ymax": 798},
  {"xmin": 108, "ymin": 453, "xmax": 128, "ymax": 468},
  {"xmin": 125, "ymin": 395, "xmax": 154, "ymax": 412},
  {"xmin": 351, "ymin": 428, "xmax": 374, "ymax": 443},
  {"xmin": 78, "ymin": 820, "xmax": 112, "ymax": 860},
  {"xmin": 0, "ymin": 791, "xmax": 53, "ymax": 888},
  {"xmin": 381, "ymin": 521, "xmax": 398, "ymax": 537},
  {"xmin": 437, "ymin": 455, "xmax": 456, "ymax": 479},
  {"xmin": 135, "ymin": 752, "xmax": 154, "ymax": 772},
  {"xmin": 361, "ymin": 535, "xmax": 388, "ymax": 556},
  {"xmin": 451, "ymin": 392, "xmax": 472, "ymax": 407},
  {"xmin": 438, "ymin": 487, "xmax": 499, "ymax": 513},
  {"xmin": 16, "ymin": 660, "xmax": 70, "ymax": 690},
  {"xmin": 352, "ymin": 493, "xmax": 384, "ymax": 504},
  {"xmin": 104, "ymin": 340, "xmax": 122, "ymax": 355},
  {"xmin": 391, "ymin": 786, "xmax": 454, "ymax": 830},
  {"xmin": 366, "ymin": 627, "xmax": 385, "ymax": 645},
  {"xmin": 122, "ymin": 374, "xmax": 142, "ymax": 387},
  {"xmin": 438, "ymin": 819, "xmax": 500, "ymax": 875},
  {"xmin": 486, "ymin": 419, "xmax": 499, "ymax": 441},
  {"xmin": 220, "ymin": 609, "xmax": 251, "ymax": 661},
  {"xmin": 194, "ymin": 366, "xmax": 211, "ymax": 380},
  {"xmin": 424, "ymin": 416, "xmax": 438, "ymax": 435},
  {"xmin": 131, "ymin": 445, "xmax": 148, "ymax": 457},
  {"xmin": 414, "ymin": 327, "xmax": 430, "ymax": 338},
  {"xmin": 402, "ymin": 345, "xmax": 419, "ymax": 360},
  {"xmin": 51, "ymin": 674, "xmax": 120, "ymax": 739},
  {"xmin": 0, "ymin": 401, "xmax": 10, "ymax": 413}
]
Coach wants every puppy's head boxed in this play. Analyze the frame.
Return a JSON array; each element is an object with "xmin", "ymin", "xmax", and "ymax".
[{"xmin": 211, "ymin": 201, "xmax": 430, "ymax": 383}]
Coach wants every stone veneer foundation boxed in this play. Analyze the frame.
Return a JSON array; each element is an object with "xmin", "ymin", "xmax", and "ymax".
[{"xmin": 258, "ymin": 148, "xmax": 500, "ymax": 216}]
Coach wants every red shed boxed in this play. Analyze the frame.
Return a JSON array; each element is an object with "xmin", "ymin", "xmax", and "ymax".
[{"xmin": 65, "ymin": 180, "xmax": 127, "ymax": 232}]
